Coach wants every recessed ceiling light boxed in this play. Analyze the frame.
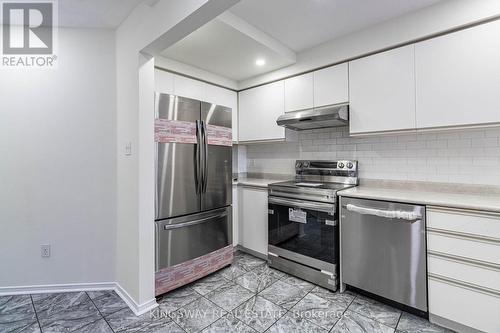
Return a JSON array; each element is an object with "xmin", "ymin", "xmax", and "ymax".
[{"xmin": 255, "ymin": 58, "xmax": 266, "ymax": 66}]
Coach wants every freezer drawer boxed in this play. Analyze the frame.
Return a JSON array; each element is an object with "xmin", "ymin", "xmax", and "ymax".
[
  {"xmin": 340, "ymin": 197, "xmax": 427, "ymax": 312},
  {"xmin": 155, "ymin": 207, "xmax": 232, "ymax": 271}
]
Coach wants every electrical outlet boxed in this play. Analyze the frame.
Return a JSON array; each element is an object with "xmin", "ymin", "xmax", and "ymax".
[{"xmin": 41, "ymin": 245, "xmax": 50, "ymax": 258}]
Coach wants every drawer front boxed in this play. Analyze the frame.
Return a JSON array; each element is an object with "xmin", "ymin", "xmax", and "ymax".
[
  {"xmin": 427, "ymin": 207, "xmax": 500, "ymax": 240},
  {"xmin": 428, "ymin": 255, "xmax": 500, "ymax": 292},
  {"xmin": 427, "ymin": 232, "xmax": 500, "ymax": 265},
  {"xmin": 429, "ymin": 278, "xmax": 500, "ymax": 333}
]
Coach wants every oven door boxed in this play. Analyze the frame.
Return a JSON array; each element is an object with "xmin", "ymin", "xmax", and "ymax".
[{"xmin": 268, "ymin": 196, "xmax": 338, "ymax": 268}]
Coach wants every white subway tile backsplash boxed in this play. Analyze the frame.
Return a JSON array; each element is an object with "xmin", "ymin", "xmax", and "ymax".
[{"xmin": 244, "ymin": 127, "xmax": 500, "ymax": 185}]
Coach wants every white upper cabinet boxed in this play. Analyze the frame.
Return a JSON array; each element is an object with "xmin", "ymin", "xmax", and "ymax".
[
  {"xmin": 238, "ymin": 81, "xmax": 285, "ymax": 142},
  {"xmin": 415, "ymin": 20, "xmax": 500, "ymax": 129},
  {"xmin": 284, "ymin": 73, "xmax": 313, "ymax": 112},
  {"xmin": 313, "ymin": 63, "xmax": 349, "ymax": 107},
  {"xmin": 205, "ymin": 84, "xmax": 238, "ymax": 142},
  {"xmin": 349, "ymin": 45, "xmax": 416, "ymax": 134},
  {"xmin": 173, "ymin": 74, "xmax": 206, "ymax": 101},
  {"xmin": 155, "ymin": 70, "xmax": 174, "ymax": 95}
]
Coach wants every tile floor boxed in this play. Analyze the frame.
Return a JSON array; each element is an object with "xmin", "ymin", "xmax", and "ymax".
[{"xmin": 0, "ymin": 251, "xmax": 453, "ymax": 333}]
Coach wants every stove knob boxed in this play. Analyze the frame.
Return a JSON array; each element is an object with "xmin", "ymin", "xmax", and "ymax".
[
  {"xmin": 347, "ymin": 162, "xmax": 354, "ymax": 169},
  {"xmin": 338, "ymin": 162, "xmax": 345, "ymax": 169},
  {"xmin": 296, "ymin": 162, "xmax": 302, "ymax": 168},
  {"xmin": 303, "ymin": 162, "xmax": 310, "ymax": 168}
]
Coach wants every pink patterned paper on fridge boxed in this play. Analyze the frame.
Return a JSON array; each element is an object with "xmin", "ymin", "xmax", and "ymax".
[
  {"xmin": 206, "ymin": 124, "xmax": 232, "ymax": 146},
  {"xmin": 155, "ymin": 119, "xmax": 197, "ymax": 144},
  {"xmin": 155, "ymin": 245, "xmax": 234, "ymax": 296}
]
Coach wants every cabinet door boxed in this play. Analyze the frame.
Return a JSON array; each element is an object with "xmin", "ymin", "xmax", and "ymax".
[
  {"xmin": 313, "ymin": 63, "xmax": 348, "ymax": 107},
  {"xmin": 239, "ymin": 187, "xmax": 268, "ymax": 255},
  {"xmin": 415, "ymin": 20, "xmax": 500, "ymax": 129},
  {"xmin": 155, "ymin": 69, "xmax": 174, "ymax": 94},
  {"xmin": 205, "ymin": 84, "xmax": 238, "ymax": 143},
  {"xmin": 284, "ymin": 73, "xmax": 313, "ymax": 112},
  {"xmin": 238, "ymin": 81, "xmax": 285, "ymax": 142},
  {"xmin": 173, "ymin": 74, "xmax": 206, "ymax": 101},
  {"xmin": 349, "ymin": 45, "xmax": 416, "ymax": 134},
  {"xmin": 232, "ymin": 185, "xmax": 239, "ymax": 246}
]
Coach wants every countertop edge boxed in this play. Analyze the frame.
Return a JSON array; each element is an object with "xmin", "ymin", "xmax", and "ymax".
[{"xmin": 338, "ymin": 189, "xmax": 500, "ymax": 214}]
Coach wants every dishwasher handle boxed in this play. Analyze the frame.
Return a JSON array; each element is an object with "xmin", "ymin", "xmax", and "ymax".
[{"xmin": 344, "ymin": 204, "xmax": 422, "ymax": 222}]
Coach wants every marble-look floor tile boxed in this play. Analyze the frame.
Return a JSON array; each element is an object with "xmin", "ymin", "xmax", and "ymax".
[
  {"xmin": 219, "ymin": 264, "xmax": 247, "ymax": 281},
  {"xmin": 396, "ymin": 312, "xmax": 452, "ymax": 333},
  {"xmin": 234, "ymin": 296, "xmax": 286, "ymax": 333},
  {"xmin": 258, "ymin": 280, "xmax": 307, "ymax": 309},
  {"xmin": 0, "ymin": 317, "xmax": 40, "ymax": 333},
  {"xmin": 0, "ymin": 295, "xmax": 35, "ymax": 316},
  {"xmin": 267, "ymin": 312, "xmax": 328, "ymax": 333},
  {"xmin": 190, "ymin": 273, "xmax": 231, "ymax": 296},
  {"xmin": 310, "ymin": 287, "xmax": 356, "ymax": 308},
  {"xmin": 201, "ymin": 314, "xmax": 256, "ymax": 333},
  {"xmin": 36, "ymin": 301, "xmax": 102, "ymax": 333},
  {"xmin": 170, "ymin": 296, "xmax": 225, "ymax": 333},
  {"xmin": 87, "ymin": 290, "xmax": 128, "ymax": 316},
  {"xmin": 233, "ymin": 253, "xmax": 266, "ymax": 272},
  {"xmin": 72, "ymin": 318, "xmax": 113, "ymax": 333},
  {"xmin": 106, "ymin": 307, "xmax": 173, "ymax": 333},
  {"xmin": 235, "ymin": 266, "xmax": 282, "ymax": 293},
  {"xmin": 281, "ymin": 275, "xmax": 316, "ymax": 293},
  {"xmin": 206, "ymin": 283, "xmax": 254, "ymax": 311},
  {"xmin": 290, "ymin": 293, "xmax": 344, "ymax": 330},
  {"xmin": 331, "ymin": 310, "xmax": 394, "ymax": 333},
  {"xmin": 0, "ymin": 295, "xmax": 40, "ymax": 333},
  {"xmin": 156, "ymin": 286, "xmax": 201, "ymax": 314},
  {"xmin": 32, "ymin": 292, "xmax": 90, "ymax": 316},
  {"xmin": 348, "ymin": 296, "xmax": 402, "ymax": 328}
]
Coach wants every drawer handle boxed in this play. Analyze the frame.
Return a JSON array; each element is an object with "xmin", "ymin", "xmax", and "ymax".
[
  {"xmin": 429, "ymin": 273, "xmax": 500, "ymax": 298},
  {"xmin": 163, "ymin": 212, "xmax": 227, "ymax": 230}
]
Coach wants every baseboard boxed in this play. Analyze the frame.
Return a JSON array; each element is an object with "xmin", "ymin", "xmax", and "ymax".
[
  {"xmin": 0, "ymin": 282, "xmax": 158, "ymax": 317},
  {"xmin": 0, "ymin": 282, "xmax": 116, "ymax": 296},
  {"xmin": 429, "ymin": 314, "xmax": 483, "ymax": 333},
  {"xmin": 235, "ymin": 245, "xmax": 268, "ymax": 261},
  {"xmin": 114, "ymin": 283, "xmax": 158, "ymax": 316}
]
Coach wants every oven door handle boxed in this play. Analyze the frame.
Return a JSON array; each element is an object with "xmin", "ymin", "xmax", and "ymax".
[{"xmin": 269, "ymin": 196, "xmax": 335, "ymax": 214}]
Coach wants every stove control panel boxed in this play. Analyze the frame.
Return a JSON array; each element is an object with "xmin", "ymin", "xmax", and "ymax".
[{"xmin": 295, "ymin": 160, "xmax": 358, "ymax": 184}]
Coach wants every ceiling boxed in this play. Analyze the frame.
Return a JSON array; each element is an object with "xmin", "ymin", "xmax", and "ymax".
[
  {"xmin": 229, "ymin": 0, "xmax": 443, "ymax": 53},
  {"xmin": 162, "ymin": 0, "xmax": 443, "ymax": 81},
  {"xmin": 161, "ymin": 19, "xmax": 296, "ymax": 81},
  {"xmin": 58, "ymin": 0, "xmax": 145, "ymax": 28}
]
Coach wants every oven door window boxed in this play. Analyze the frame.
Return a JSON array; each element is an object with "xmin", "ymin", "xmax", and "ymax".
[{"xmin": 268, "ymin": 202, "xmax": 337, "ymax": 264}]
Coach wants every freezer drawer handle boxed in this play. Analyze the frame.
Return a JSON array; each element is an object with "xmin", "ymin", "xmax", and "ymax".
[
  {"xmin": 345, "ymin": 204, "xmax": 421, "ymax": 222},
  {"xmin": 163, "ymin": 211, "xmax": 228, "ymax": 230},
  {"xmin": 269, "ymin": 196, "xmax": 335, "ymax": 214}
]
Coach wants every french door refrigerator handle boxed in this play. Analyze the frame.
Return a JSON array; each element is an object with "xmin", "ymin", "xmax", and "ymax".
[
  {"xmin": 163, "ymin": 211, "xmax": 228, "ymax": 230},
  {"xmin": 195, "ymin": 120, "xmax": 202, "ymax": 194},
  {"xmin": 154, "ymin": 142, "xmax": 159, "ymax": 219},
  {"xmin": 344, "ymin": 204, "xmax": 422, "ymax": 222},
  {"xmin": 201, "ymin": 121, "xmax": 208, "ymax": 193}
]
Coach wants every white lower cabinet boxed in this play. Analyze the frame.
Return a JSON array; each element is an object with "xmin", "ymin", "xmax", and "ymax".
[
  {"xmin": 238, "ymin": 186, "xmax": 268, "ymax": 255},
  {"xmin": 427, "ymin": 207, "xmax": 500, "ymax": 333},
  {"xmin": 232, "ymin": 185, "xmax": 238, "ymax": 246}
]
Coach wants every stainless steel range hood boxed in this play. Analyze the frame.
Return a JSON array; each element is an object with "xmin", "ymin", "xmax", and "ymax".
[{"xmin": 276, "ymin": 103, "xmax": 349, "ymax": 131}]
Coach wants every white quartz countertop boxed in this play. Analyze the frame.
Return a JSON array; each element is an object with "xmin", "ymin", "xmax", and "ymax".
[
  {"xmin": 338, "ymin": 186, "xmax": 500, "ymax": 213},
  {"xmin": 233, "ymin": 177, "xmax": 284, "ymax": 189}
]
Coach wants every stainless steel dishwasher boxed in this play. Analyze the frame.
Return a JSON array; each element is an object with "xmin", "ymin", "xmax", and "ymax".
[{"xmin": 340, "ymin": 197, "xmax": 427, "ymax": 312}]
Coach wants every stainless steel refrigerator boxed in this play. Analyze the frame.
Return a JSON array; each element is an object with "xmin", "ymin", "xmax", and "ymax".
[{"xmin": 154, "ymin": 93, "xmax": 232, "ymax": 276}]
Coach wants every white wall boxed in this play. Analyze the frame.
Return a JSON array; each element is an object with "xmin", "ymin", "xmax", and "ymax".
[
  {"xmin": 115, "ymin": 0, "xmax": 240, "ymax": 309},
  {"xmin": 239, "ymin": 0, "xmax": 500, "ymax": 89},
  {"xmin": 0, "ymin": 28, "xmax": 116, "ymax": 287},
  {"xmin": 244, "ymin": 127, "xmax": 500, "ymax": 185}
]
